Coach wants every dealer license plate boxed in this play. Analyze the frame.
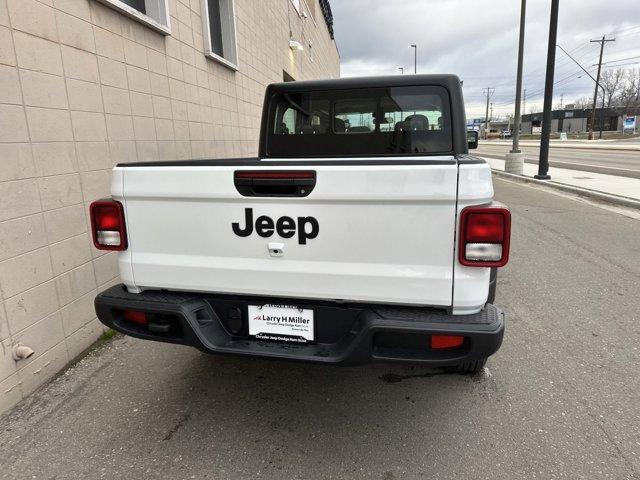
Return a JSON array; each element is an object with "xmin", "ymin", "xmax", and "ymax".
[{"xmin": 248, "ymin": 304, "xmax": 314, "ymax": 343}]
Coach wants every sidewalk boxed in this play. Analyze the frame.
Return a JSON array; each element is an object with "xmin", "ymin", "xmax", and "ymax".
[
  {"xmin": 480, "ymin": 140, "xmax": 640, "ymax": 151},
  {"xmin": 482, "ymin": 156, "xmax": 640, "ymax": 203}
]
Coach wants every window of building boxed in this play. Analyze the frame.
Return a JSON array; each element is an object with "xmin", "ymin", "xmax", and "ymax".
[
  {"xmin": 306, "ymin": 0, "xmax": 316, "ymax": 20},
  {"xmin": 291, "ymin": 0, "xmax": 315, "ymax": 20},
  {"xmin": 201, "ymin": 0, "xmax": 238, "ymax": 69},
  {"xmin": 290, "ymin": 0, "xmax": 302, "ymax": 15},
  {"xmin": 96, "ymin": 0, "xmax": 170, "ymax": 34}
]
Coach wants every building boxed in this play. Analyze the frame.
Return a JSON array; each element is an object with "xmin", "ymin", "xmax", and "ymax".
[
  {"xmin": 521, "ymin": 106, "xmax": 640, "ymax": 135},
  {"xmin": 468, "ymin": 118, "xmax": 512, "ymax": 138},
  {"xmin": 0, "ymin": 0, "xmax": 339, "ymax": 413}
]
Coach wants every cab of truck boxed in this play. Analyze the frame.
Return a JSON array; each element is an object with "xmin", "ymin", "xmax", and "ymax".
[{"xmin": 92, "ymin": 75, "xmax": 510, "ymax": 373}]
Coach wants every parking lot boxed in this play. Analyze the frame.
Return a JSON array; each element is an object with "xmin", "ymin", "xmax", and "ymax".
[{"xmin": 1, "ymin": 179, "xmax": 639, "ymax": 480}]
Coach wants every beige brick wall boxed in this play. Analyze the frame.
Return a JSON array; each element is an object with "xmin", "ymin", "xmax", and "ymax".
[{"xmin": 0, "ymin": 0, "xmax": 339, "ymax": 413}]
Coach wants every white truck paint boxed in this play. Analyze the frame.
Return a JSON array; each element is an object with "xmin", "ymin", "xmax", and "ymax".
[
  {"xmin": 114, "ymin": 160, "xmax": 492, "ymax": 313},
  {"xmin": 93, "ymin": 75, "xmax": 510, "ymax": 370}
]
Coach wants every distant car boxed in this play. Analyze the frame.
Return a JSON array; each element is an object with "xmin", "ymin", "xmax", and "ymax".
[{"xmin": 501, "ymin": 129, "xmax": 512, "ymax": 139}]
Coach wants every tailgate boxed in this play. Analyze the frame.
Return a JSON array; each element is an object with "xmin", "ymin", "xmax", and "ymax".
[{"xmin": 118, "ymin": 160, "xmax": 458, "ymax": 307}]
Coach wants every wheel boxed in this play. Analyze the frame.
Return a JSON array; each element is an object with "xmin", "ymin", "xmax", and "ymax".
[{"xmin": 446, "ymin": 358, "xmax": 487, "ymax": 375}]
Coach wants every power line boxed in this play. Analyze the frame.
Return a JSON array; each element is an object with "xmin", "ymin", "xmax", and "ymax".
[
  {"xmin": 602, "ymin": 61, "xmax": 640, "ymax": 69},
  {"xmin": 462, "ymin": 45, "xmax": 635, "ymax": 92},
  {"xmin": 462, "ymin": 27, "xmax": 640, "ymax": 92},
  {"xmin": 464, "ymin": 29, "xmax": 639, "ymax": 117},
  {"xmin": 489, "ymin": 68, "xmax": 593, "ymax": 108},
  {"xmin": 609, "ymin": 24, "xmax": 640, "ymax": 37},
  {"xmin": 466, "ymin": 44, "xmax": 593, "ymax": 105},
  {"xmin": 600, "ymin": 55, "xmax": 640, "ymax": 65},
  {"xmin": 465, "ymin": 37, "xmax": 638, "ymax": 85},
  {"xmin": 463, "ymin": 44, "xmax": 596, "ymax": 89}
]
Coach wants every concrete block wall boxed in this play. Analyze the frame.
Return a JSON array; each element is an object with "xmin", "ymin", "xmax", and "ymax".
[{"xmin": 0, "ymin": 0, "xmax": 340, "ymax": 414}]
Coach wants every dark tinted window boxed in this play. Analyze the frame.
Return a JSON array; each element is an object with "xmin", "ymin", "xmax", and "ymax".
[
  {"xmin": 334, "ymin": 98, "xmax": 376, "ymax": 133},
  {"xmin": 267, "ymin": 86, "xmax": 452, "ymax": 157},
  {"xmin": 121, "ymin": 0, "xmax": 146, "ymax": 13},
  {"xmin": 208, "ymin": 0, "xmax": 224, "ymax": 57}
]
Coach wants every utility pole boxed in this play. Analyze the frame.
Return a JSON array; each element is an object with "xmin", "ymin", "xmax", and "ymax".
[
  {"xmin": 398, "ymin": 67, "xmax": 404, "ymax": 75},
  {"xmin": 560, "ymin": 93, "xmax": 564, "ymax": 109},
  {"xmin": 588, "ymin": 35, "xmax": 615, "ymax": 140},
  {"xmin": 535, "ymin": 0, "xmax": 560, "ymax": 180},
  {"xmin": 483, "ymin": 87, "xmax": 494, "ymax": 140},
  {"xmin": 490, "ymin": 102, "xmax": 494, "ymax": 121}
]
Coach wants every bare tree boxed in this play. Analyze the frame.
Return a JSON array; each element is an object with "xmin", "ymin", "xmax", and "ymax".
[
  {"xmin": 569, "ymin": 68, "xmax": 639, "ymax": 118},
  {"xmin": 572, "ymin": 96, "xmax": 591, "ymax": 109},
  {"xmin": 616, "ymin": 68, "xmax": 640, "ymax": 114},
  {"xmin": 600, "ymin": 68, "xmax": 625, "ymax": 107}
]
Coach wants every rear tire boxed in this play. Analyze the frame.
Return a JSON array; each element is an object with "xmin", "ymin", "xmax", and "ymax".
[{"xmin": 447, "ymin": 358, "xmax": 487, "ymax": 375}]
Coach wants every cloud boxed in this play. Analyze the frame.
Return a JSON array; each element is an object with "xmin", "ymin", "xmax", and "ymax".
[{"xmin": 330, "ymin": 0, "xmax": 640, "ymax": 117}]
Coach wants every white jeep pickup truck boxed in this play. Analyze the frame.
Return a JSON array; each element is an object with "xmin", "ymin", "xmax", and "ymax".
[{"xmin": 92, "ymin": 75, "xmax": 510, "ymax": 373}]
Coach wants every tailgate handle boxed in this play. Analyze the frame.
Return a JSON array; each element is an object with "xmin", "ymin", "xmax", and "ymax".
[{"xmin": 234, "ymin": 171, "xmax": 316, "ymax": 197}]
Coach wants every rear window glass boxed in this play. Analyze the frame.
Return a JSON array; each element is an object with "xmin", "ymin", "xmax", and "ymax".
[
  {"xmin": 267, "ymin": 86, "xmax": 452, "ymax": 157},
  {"xmin": 334, "ymin": 98, "xmax": 376, "ymax": 133}
]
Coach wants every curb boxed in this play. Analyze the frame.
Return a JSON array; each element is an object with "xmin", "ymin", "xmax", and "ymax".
[{"xmin": 491, "ymin": 169, "xmax": 640, "ymax": 211}]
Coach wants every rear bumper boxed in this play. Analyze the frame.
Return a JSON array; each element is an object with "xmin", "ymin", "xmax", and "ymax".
[{"xmin": 95, "ymin": 285, "xmax": 504, "ymax": 366}]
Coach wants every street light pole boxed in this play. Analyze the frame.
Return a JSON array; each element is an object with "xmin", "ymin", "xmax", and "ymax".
[
  {"xmin": 505, "ymin": 0, "xmax": 527, "ymax": 175},
  {"xmin": 410, "ymin": 44, "xmax": 417, "ymax": 74},
  {"xmin": 511, "ymin": 0, "xmax": 526, "ymax": 154},
  {"xmin": 535, "ymin": 0, "xmax": 560, "ymax": 180}
]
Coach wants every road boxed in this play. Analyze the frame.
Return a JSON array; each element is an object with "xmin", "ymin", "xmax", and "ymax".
[
  {"xmin": 2, "ymin": 179, "xmax": 640, "ymax": 479},
  {"xmin": 477, "ymin": 142, "xmax": 640, "ymax": 179}
]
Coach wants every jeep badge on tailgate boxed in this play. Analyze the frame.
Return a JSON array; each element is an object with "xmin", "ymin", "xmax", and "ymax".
[{"xmin": 232, "ymin": 208, "xmax": 319, "ymax": 245}]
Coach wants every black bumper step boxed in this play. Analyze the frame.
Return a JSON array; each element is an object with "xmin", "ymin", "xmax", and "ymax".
[{"xmin": 95, "ymin": 285, "xmax": 504, "ymax": 366}]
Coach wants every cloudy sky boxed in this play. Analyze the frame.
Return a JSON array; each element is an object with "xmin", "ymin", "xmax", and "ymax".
[{"xmin": 330, "ymin": 0, "xmax": 640, "ymax": 119}]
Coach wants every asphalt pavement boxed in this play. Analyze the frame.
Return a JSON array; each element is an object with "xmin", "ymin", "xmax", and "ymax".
[
  {"xmin": 1, "ymin": 179, "xmax": 640, "ymax": 479},
  {"xmin": 477, "ymin": 142, "xmax": 640, "ymax": 178}
]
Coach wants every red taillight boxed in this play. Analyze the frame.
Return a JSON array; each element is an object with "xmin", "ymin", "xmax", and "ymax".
[
  {"xmin": 430, "ymin": 335, "xmax": 465, "ymax": 350},
  {"xmin": 459, "ymin": 205, "xmax": 511, "ymax": 267},
  {"xmin": 123, "ymin": 310, "xmax": 147, "ymax": 325},
  {"xmin": 465, "ymin": 213, "xmax": 505, "ymax": 243},
  {"xmin": 94, "ymin": 205, "xmax": 119, "ymax": 230},
  {"xmin": 90, "ymin": 200, "xmax": 128, "ymax": 251}
]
